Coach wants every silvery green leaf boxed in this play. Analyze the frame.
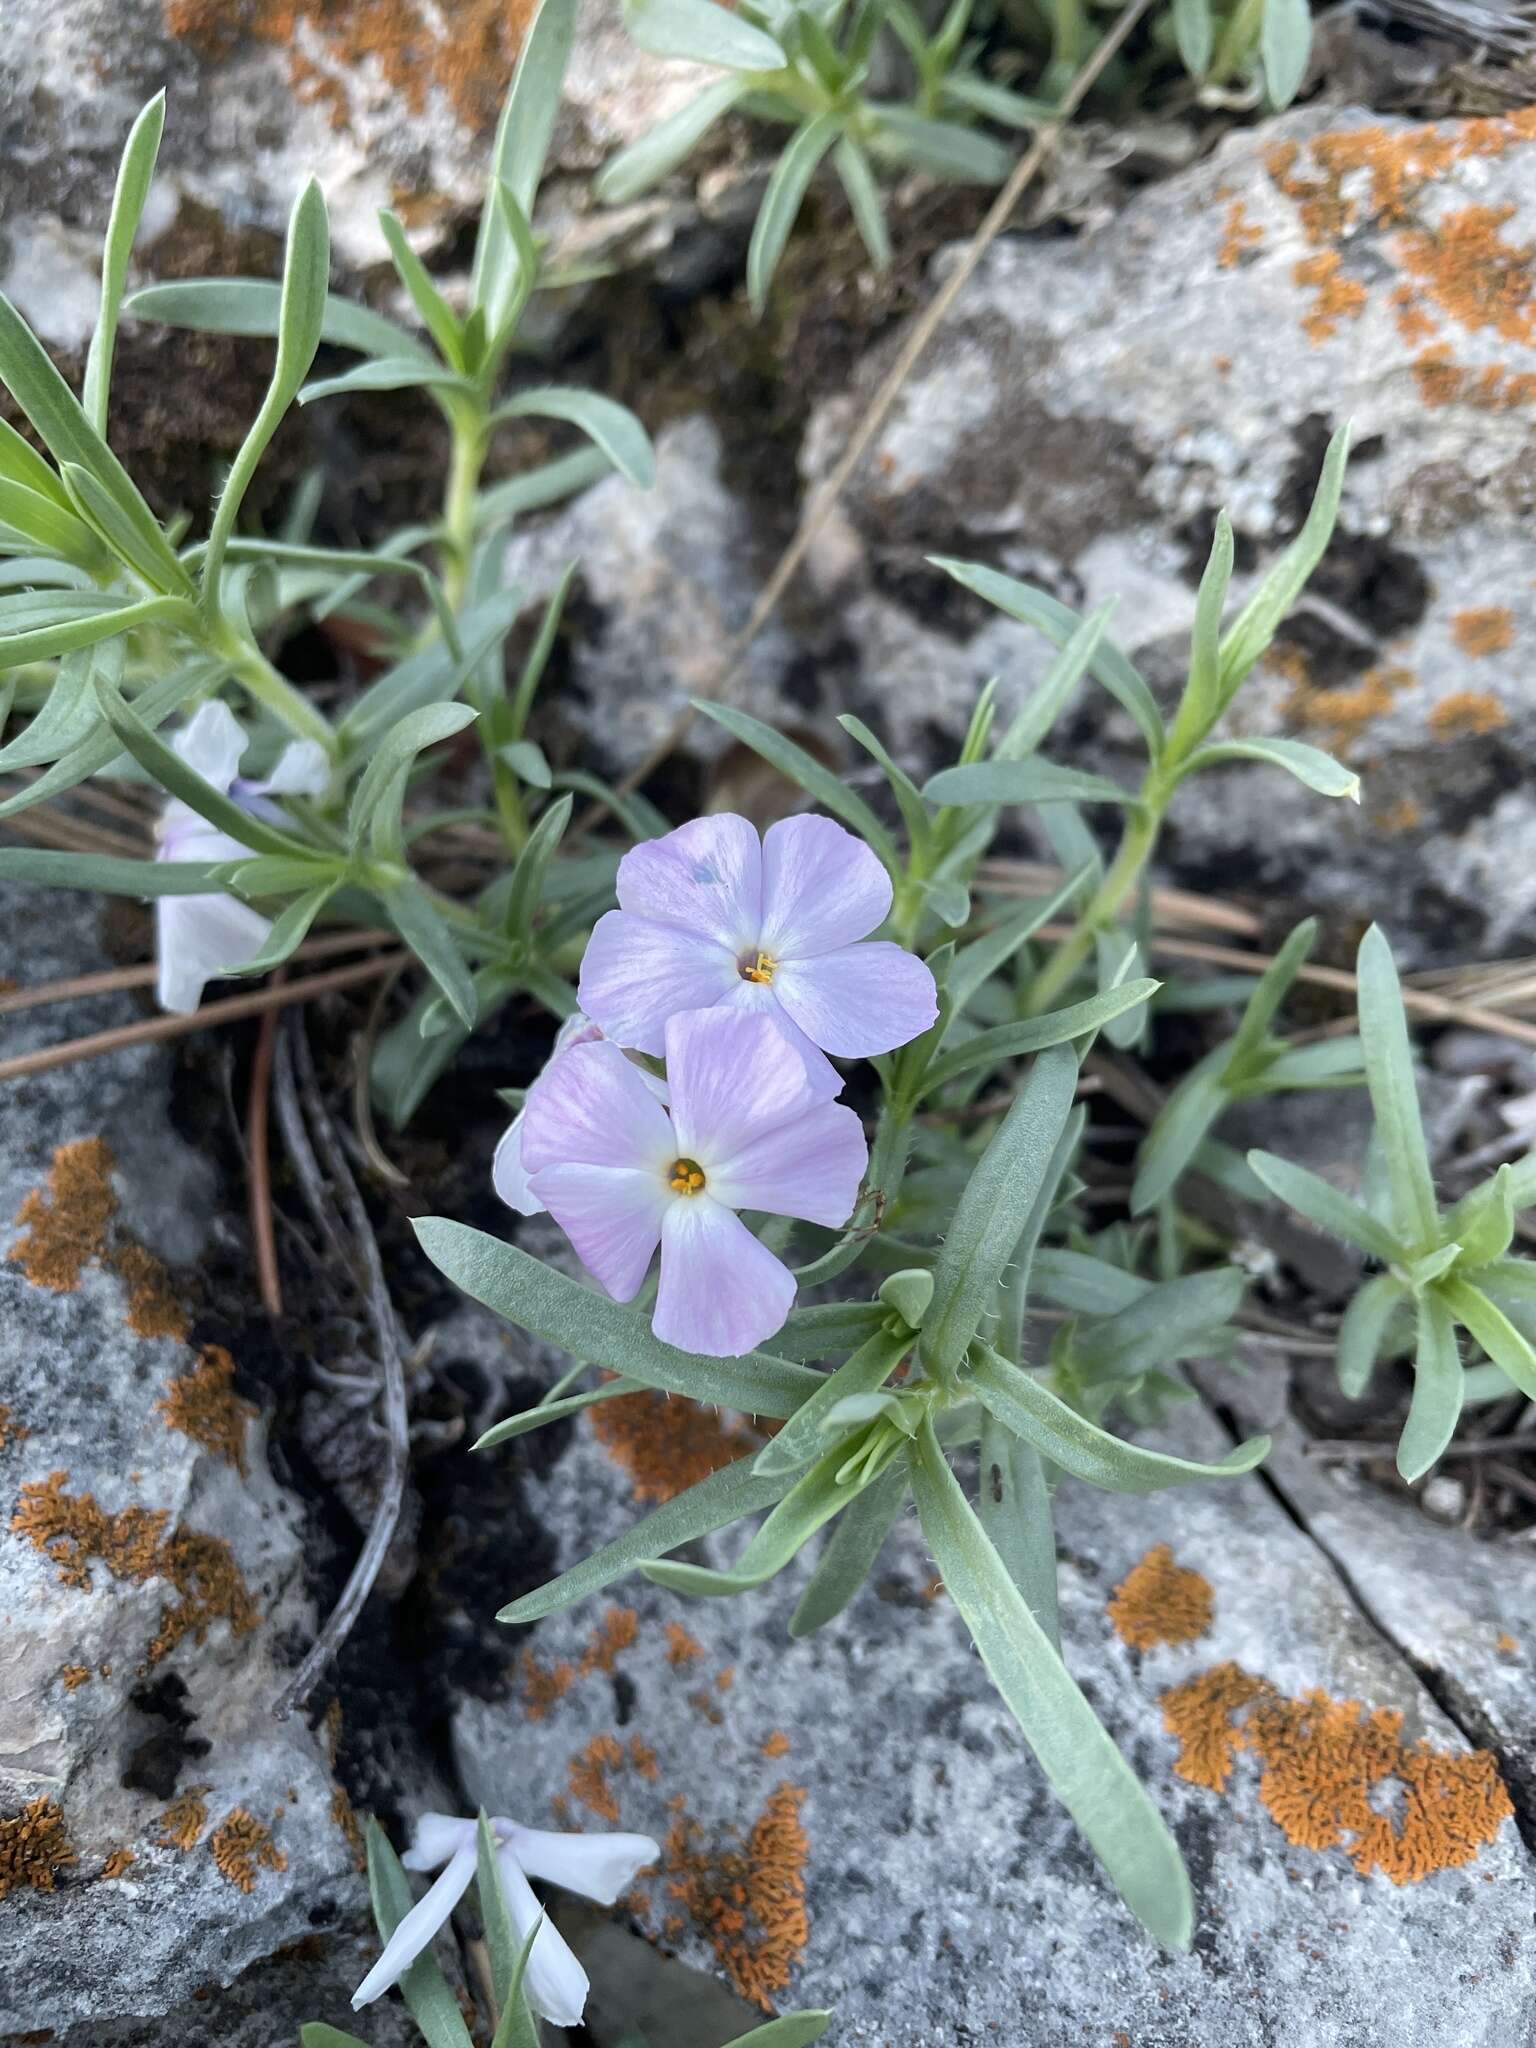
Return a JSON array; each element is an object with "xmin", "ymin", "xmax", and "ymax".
[
  {"xmin": 1439, "ymin": 1276, "xmax": 1536, "ymax": 1400},
  {"xmin": 920, "ymin": 1044, "xmax": 1079, "ymax": 1381},
  {"xmin": 1262, "ymin": 0, "xmax": 1313, "ymax": 107},
  {"xmin": 1442, "ymin": 1162, "xmax": 1516, "ymax": 1268},
  {"xmin": 371, "ymin": 970, "xmax": 519, "ymax": 1127},
  {"xmin": 697, "ymin": 700, "xmax": 899, "ymax": 871},
  {"xmin": 978, "ymin": 1412, "xmax": 1059, "ymax": 1652},
  {"xmin": 1398, "ymin": 1291, "xmax": 1463, "ymax": 1482},
  {"xmin": 1471, "ymin": 1255, "xmax": 1536, "ymax": 1303},
  {"xmin": 749, "ymin": 114, "xmax": 843, "ymax": 315},
  {"xmin": 378, "ymin": 210, "xmax": 464, "ymax": 369},
  {"xmin": 504, "ymin": 791, "xmax": 572, "ymax": 942},
  {"xmin": 1168, "ymin": 510, "xmax": 1231, "ymax": 752},
  {"xmin": 1356, "ymin": 924, "xmax": 1439, "ymax": 1250},
  {"xmin": 1183, "ymin": 736, "xmax": 1360, "ymax": 802},
  {"xmin": 385, "ymin": 879, "xmax": 478, "ymax": 1030},
  {"xmin": 490, "ymin": 1903, "xmax": 542, "ymax": 2048},
  {"xmin": 788, "ymin": 1459, "xmax": 907, "ymax": 1639},
  {"xmin": 125, "ymin": 278, "xmax": 433, "ymax": 362},
  {"xmin": 623, "ymin": 0, "xmax": 787, "ymax": 69},
  {"xmin": 596, "ymin": 77, "xmax": 750, "ymax": 204},
  {"xmin": 928, "ymin": 558, "xmax": 1164, "ymax": 756},
  {"xmin": 1336, "ymin": 1270, "xmax": 1405, "ymax": 1397},
  {"xmin": 415, "ymin": 1219, "xmax": 820, "ymax": 1418},
  {"xmin": 1247, "ymin": 1149, "xmax": 1400, "ymax": 1260},
  {"xmin": 918, "ymin": 981, "xmax": 1158, "ymax": 1094},
  {"xmin": 59, "ymin": 462, "xmax": 192, "ymax": 596},
  {"xmin": 838, "ymin": 712, "xmax": 930, "ymax": 854},
  {"xmin": 202, "ymin": 179, "xmax": 330, "ymax": 606},
  {"xmin": 84, "ymin": 92, "xmax": 166, "ymax": 435},
  {"xmin": 222, "ymin": 883, "xmax": 338, "ymax": 977},
  {"xmin": 1173, "ymin": 0, "xmax": 1214, "ymax": 73},
  {"xmin": 921, "ymin": 875, "xmax": 971, "ymax": 927},
  {"xmin": 339, "ymin": 593, "xmax": 521, "ymax": 757},
  {"xmin": 833, "ymin": 135, "xmax": 891, "ymax": 270},
  {"xmin": 474, "ymin": 446, "xmax": 613, "ymax": 534},
  {"xmin": 754, "ymin": 1328, "xmax": 911, "ymax": 1479},
  {"xmin": 722, "ymin": 2011, "xmax": 834, "ymax": 2046},
  {"xmin": 301, "ymin": 2027, "xmax": 371, "ymax": 2048},
  {"xmin": 0, "ymin": 848, "xmax": 239, "ymax": 895},
  {"xmin": 500, "ymin": 739, "xmax": 552, "ymax": 787},
  {"xmin": 0, "ymin": 591, "xmax": 191, "ymax": 672},
  {"xmin": 474, "ymin": 1375, "xmax": 646, "ymax": 1450},
  {"xmin": 1072, "ymin": 1266, "xmax": 1246, "ymax": 1381},
  {"xmin": 994, "ymin": 601, "xmax": 1115, "ymax": 760},
  {"xmin": 909, "ymin": 1419, "xmax": 1192, "ymax": 1947},
  {"xmin": 1098, "ymin": 930, "xmax": 1148, "ymax": 1051},
  {"xmin": 646, "ymin": 1435, "xmax": 880, "ymax": 1596},
  {"xmin": 365, "ymin": 1821, "xmax": 475, "ymax": 2048},
  {"xmin": 347, "ymin": 701, "xmax": 478, "ymax": 856},
  {"xmin": 476, "ymin": 1814, "xmax": 522, "ymax": 2026},
  {"xmin": 774, "ymin": 1300, "xmax": 889, "ymax": 1360},
  {"xmin": 1404, "ymin": 1242, "xmax": 1463, "ymax": 1291},
  {"xmin": 924, "ymin": 757, "xmax": 1134, "ymax": 808},
  {"xmin": 0, "ymin": 645, "xmax": 97, "ymax": 769},
  {"xmin": 509, "ymin": 560, "xmax": 576, "ymax": 736},
  {"xmin": 1463, "ymin": 1362, "xmax": 1520, "ymax": 1402},
  {"xmin": 1029, "ymin": 1247, "xmax": 1149, "ymax": 1315},
  {"xmin": 0, "ymin": 479, "xmax": 109, "ymax": 571},
  {"xmin": 212, "ymin": 536, "xmax": 461, "ymax": 657},
  {"xmin": 939, "ymin": 73, "xmax": 1055, "ymax": 127},
  {"xmin": 478, "ymin": 0, "xmax": 578, "ymax": 285},
  {"xmin": 498, "ymin": 1450, "xmax": 795, "ymax": 1622},
  {"xmin": 968, "ymin": 1343, "xmax": 1270, "ymax": 1492},
  {"xmin": 1218, "ymin": 422, "xmax": 1349, "ymax": 700},
  {"xmin": 299, "ymin": 358, "xmax": 476, "ymax": 404},
  {"xmin": 1226, "ymin": 915, "xmax": 1318, "ymax": 1069},
  {"xmin": 1131, "ymin": 1052, "xmax": 1229, "ymax": 1214},
  {"xmin": 1245, "ymin": 1036, "xmax": 1366, "ymax": 1092},
  {"xmin": 945, "ymin": 868, "xmax": 1093, "ymax": 1017},
  {"xmin": 0, "ymin": 644, "xmax": 209, "ymax": 819},
  {"xmin": 867, "ymin": 107, "xmax": 1012, "ymax": 183},
  {"xmin": 0, "ymin": 417, "xmax": 71, "ymax": 507},
  {"xmin": 492, "ymin": 388, "xmax": 655, "ymax": 488}
]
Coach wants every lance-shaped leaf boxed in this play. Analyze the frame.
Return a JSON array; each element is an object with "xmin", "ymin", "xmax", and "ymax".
[
  {"xmin": 498, "ymin": 1451, "xmax": 795, "ymax": 1622},
  {"xmin": 968, "ymin": 1343, "xmax": 1269, "ymax": 1493},
  {"xmin": 645, "ymin": 1435, "xmax": 881, "ymax": 1596},
  {"xmin": 924, "ymin": 758, "xmax": 1134, "ymax": 809},
  {"xmin": 1335, "ymin": 1270, "xmax": 1405, "ymax": 1398},
  {"xmin": 978, "ymin": 1411, "xmax": 1060, "ymax": 1652},
  {"xmin": 1173, "ymin": 0, "xmax": 1215, "ymax": 71},
  {"xmin": 0, "ymin": 644, "xmax": 99, "ymax": 770},
  {"xmin": 1030, "ymin": 1248, "xmax": 1149, "ymax": 1315},
  {"xmin": 84, "ymin": 91, "xmax": 166, "ymax": 434},
  {"xmin": 1168, "ymin": 509, "xmax": 1233, "ymax": 754},
  {"xmin": 596, "ymin": 77, "xmax": 750, "ymax": 204},
  {"xmin": 492, "ymin": 389, "xmax": 654, "ymax": 488},
  {"xmin": 1399, "ymin": 1291, "xmax": 1464, "ymax": 1483},
  {"xmin": 1179, "ymin": 736, "xmax": 1359, "ymax": 803},
  {"xmin": 920, "ymin": 1044, "xmax": 1079, "ymax": 1381},
  {"xmin": 415, "ymin": 1220, "xmax": 819, "ymax": 1417},
  {"xmin": 1440, "ymin": 1276, "xmax": 1536, "ymax": 1400},
  {"xmin": 623, "ymin": 0, "xmax": 787, "ymax": 69},
  {"xmin": 365, "ymin": 1821, "xmax": 475, "ymax": 2048},
  {"xmin": 1072, "ymin": 1266, "xmax": 1246, "ymax": 1382},
  {"xmin": 909, "ymin": 1420, "xmax": 1192, "ymax": 1947},
  {"xmin": 1131, "ymin": 1052, "xmax": 1229, "ymax": 1214},
  {"xmin": 1247, "ymin": 1149, "xmax": 1401, "ymax": 1262},
  {"xmin": 0, "ymin": 477, "xmax": 111, "ymax": 571},
  {"xmin": 788, "ymin": 1459, "xmax": 908, "ymax": 1639},
  {"xmin": 348, "ymin": 701, "xmax": 478, "ymax": 857},
  {"xmin": 384, "ymin": 879, "xmax": 478, "ymax": 1031},
  {"xmin": 125, "ymin": 278, "xmax": 431, "ymax": 361},
  {"xmin": 0, "ymin": 649, "xmax": 213, "ymax": 819},
  {"xmin": 834, "ymin": 135, "xmax": 891, "ymax": 270},
  {"xmin": 1443, "ymin": 1162, "xmax": 1516, "ymax": 1269},
  {"xmin": 1263, "ymin": 0, "xmax": 1313, "ymax": 107},
  {"xmin": 474, "ymin": 1375, "xmax": 646, "ymax": 1451},
  {"xmin": 723, "ymin": 2015, "xmax": 833, "ymax": 2048},
  {"xmin": 918, "ymin": 981, "xmax": 1158, "ymax": 1094},
  {"xmin": 945, "ymin": 869, "xmax": 1093, "ymax": 1018},
  {"xmin": 378, "ymin": 210, "xmax": 465, "ymax": 369},
  {"xmin": 1218, "ymin": 422, "xmax": 1350, "ymax": 700},
  {"xmin": 0, "ymin": 848, "xmax": 242, "ymax": 896},
  {"xmin": 696, "ymin": 700, "xmax": 898, "ymax": 871},
  {"xmin": 301, "ymin": 2027, "xmax": 371, "ymax": 2048},
  {"xmin": 754, "ymin": 1327, "xmax": 911, "ymax": 1479},
  {"xmin": 749, "ymin": 114, "xmax": 842, "ymax": 314},
  {"xmin": 1356, "ymin": 924, "xmax": 1438, "ymax": 1250},
  {"xmin": 299, "ymin": 358, "xmax": 475, "ymax": 404},
  {"xmin": 0, "ymin": 592, "xmax": 194, "ymax": 671},
  {"xmin": 475, "ymin": 446, "xmax": 613, "ymax": 534}
]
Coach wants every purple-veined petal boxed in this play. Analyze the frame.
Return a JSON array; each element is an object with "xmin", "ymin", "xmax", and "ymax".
[
  {"xmin": 653, "ymin": 1196, "xmax": 796, "ymax": 1356},
  {"xmin": 717, "ymin": 976, "xmax": 843, "ymax": 1100},
  {"xmin": 492, "ymin": 1113, "xmax": 543, "ymax": 1217},
  {"xmin": 403, "ymin": 1813, "xmax": 476, "ymax": 1873},
  {"xmin": 578, "ymin": 910, "xmax": 739, "ymax": 1056},
  {"xmin": 665, "ymin": 1008, "xmax": 822, "ymax": 1166},
  {"xmin": 495, "ymin": 1845, "xmax": 591, "ymax": 2028},
  {"xmin": 499, "ymin": 1823, "xmax": 659, "ymax": 1904},
  {"xmin": 351, "ymin": 1842, "xmax": 476, "ymax": 2008},
  {"xmin": 614, "ymin": 814, "xmax": 762, "ymax": 951},
  {"xmin": 773, "ymin": 941, "xmax": 938, "ymax": 1058},
  {"xmin": 705, "ymin": 1101, "xmax": 868, "ymax": 1228},
  {"xmin": 521, "ymin": 1041, "xmax": 674, "ymax": 1177},
  {"xmin": 171, "ymin": 699, "xmax": 247, "ymax": 791},
  {"xmin": 759, "ymin": 813, "xmax": 893, "ymax": 959},
  {"xmin": 525, "ymin": 1163, "xmax": 669, "ymax": 1302},
  {"xmin": 155, "ymin": 892, "xmax": 274, "ymax": 1014}
]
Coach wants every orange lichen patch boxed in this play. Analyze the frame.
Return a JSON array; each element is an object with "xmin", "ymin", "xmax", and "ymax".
[
  {"xmin": 762, "ymin": 1730, "xmax": 792, "ymax": 1760},
  {"xmin": 1293, "ymin": 250, "xmax": 1368, "ymax": 344},
  {"xmin": 61, "ymin": 1665, "xmax": 92, "ymax": 1693},
  {"xmin": 1496, "ymin": 1631, "xmax": 1519, "ymax": 1655},
  {"xmin": 1398, "ymin": 206, "xmax": 1536, "ymax": 345},
  {"xmin": 330, "ymin": 1784, "xmax": 366, "ymax": 1872},
  {"xmin": 0, "ymin": 1407, "xmax": 30, "ymax": 1449},
  {"xmin": 1219, "ymin": 199, "xmax": 1264, "ymax": 270},
  {"xmin": 665, "ymin": 1621, "xmax": 704, "ymax": 1668},
  {"xmin": 568, "ymin": 1734, "xmax": 626, "ymax": 1823},
  {"xmin": 210, "ymin": 1809, "xmax": 287, "ymax": 1893},
  {"xmin": 1430, "ymin": 691, "xmax": 1509, "ymax": 739},
  {"xmin": 112, "ymin": 1243, "xmax": 190, "ymax": 1342},
  {"xmin": 662, "ymin": 1783, "xmax": 811, "ymax": 2011},
  {"xmin": 163, "ymin": 0, "xmax": 536, "ymax": 135},
  {"xmin": 1163, "ymin": 1662, "xmax": 1513, "ymax": 1880},
  {"xmin": 100, "ymin": 1847, "xmax": 135, "ymax": 1880},
  {"xmin": 12, "ymin": 1472, "xmax": 257, "ymax": 1663},
  {"xmin": 589, "ymin": 1384, "xmax": 757, "ymax": 1504},
  {"xmin": 8, "ymin": 1138, "xmax": 117, "ymax": 1291},
  {"xmin": 519, "ymin": 1646, "xmax": 578, "ymax": 1721},
  {"xmin": 1281, "ymin": 654, "xmax": 1410, "ymax": 759},
  {"xmin": 584, "ymin": 1605, "xmax": 638, "ymax": 1676},
  {"xmin": 1108, "ymin": 1545, "xmax": 1215, "ymax": 1650},
  {"xmin": 0, "ymin": 1798, "xmax": 75, "ymax": 1898},
  {"xmin": 520, "ymin": 1605, "xmax": 639, "ymax": 1719},
  {"xmin": 1450, "ymin": 606, "xmax": 1516, "ymax": 658},
  {"xmin": 157, "ymin": 1789, "xmax": 210, "ymax": 1852},
  {"xmin": 155, "ymin": 1346, "xmax": 256, "ymax": 1474},
  {"xmin": 716, "ymin": 1666, "xmax": 735, "ymax": 1693},
  {"xmin": 1375, "ymin": 796, "xmax": 1423, "ymax": 834},
  {"xmin": 688, "ymin": 1688, "xmax": 725, "ymax": 1727},
  {"xmin": 630, "ymin": 1735, "xmax": 660, "ymax": 1782}
]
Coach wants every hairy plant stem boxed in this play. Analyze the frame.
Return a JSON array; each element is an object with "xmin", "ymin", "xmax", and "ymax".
[
  {"xmin": 214, "ymin": 619, "xmax": 335, "ymax": 753},
  {"xmin": 1026, "ymin": 796, "xmax": 1162, "ymax": 1015}
]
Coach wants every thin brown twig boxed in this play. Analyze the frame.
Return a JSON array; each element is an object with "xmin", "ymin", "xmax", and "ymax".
[
  {"xmin": 573, "ymin": 0, "xmax": 1157, "ymax": 834},
  {"xmin": 0, "ymin": 951, "xmax": 410, "ymax": 1084},
  {"xmin": 0, "ymin": 806, "xmax": 147, "ymax": 857},
  {"xmin": 0, "ymin": 927, "xmax": 397, "ymax": 1018},
  {"xmin": 271, "ymin": 1015, "xmax": 409, "ymax": 1719},
  {"xmin": 247, "ymin": 988, "xmax": 284, "ymax": 1317}
]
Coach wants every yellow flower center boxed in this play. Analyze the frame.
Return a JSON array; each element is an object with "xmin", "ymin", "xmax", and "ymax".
[
  {"xmin": 668, "ymin": 1157, "xmax": 707, "ymax": 1196},
  {"xmin": 740, "ymin": 951, "xmax": 776, "ymax": 985}
]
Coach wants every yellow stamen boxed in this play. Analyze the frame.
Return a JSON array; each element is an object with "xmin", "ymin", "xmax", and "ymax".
[
  {"xmin": 668, "ymin": 1158, "xmax": 707, "ymax": 1196},
  {"xmin": 740, "ymin": 952, "xmax": 776, "ymax": 985}
]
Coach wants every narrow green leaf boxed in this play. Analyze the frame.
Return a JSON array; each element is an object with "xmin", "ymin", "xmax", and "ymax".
[
  {"xmin": 1131, "ymin": 1056, "xmax": 1229, "ymax": 1214},
  {"xmin": 919, "ymin": 982, "xmax": 1158, "ymax": 1094},
  {"xmin": 0, "ymin": 478, "xmax": 110, "ymax": 570},
  {"xmin": 1356, "ymin": 924, "xmax": 1438, "ymax": 1250},
  {"xmin": 60, "ymin": 462, "xmax": 192, "ymax": 595},
  {"xmin": 1073, "ymin": 1267, "xmax": 1246, "ymax": 1380},
  {"xmin": 722, "ymin": 2014, "xmax": 834, "ymax": 2047},
  {"xmin": 509, "ymin": 562, "xmax": 577, "ymax": 737},
  {"xmin": 838, "ymin": 713, "xmax": 930, "ymax": 853},
  {"xmin": 0, "ymin": 591, "xmax": 192, "ymax": 671},
  {"xmin": 697, "ymin": 700, "xmax": 899, "ymax": 871},
  {"xmin": 1247, "ymin": 1149, "xmax": 1401, "ymax": 1262},
  {"xmin": 978, "ymin": 1412, "xmax": 1059, "ymax": 1653},
  {"xmin": 347, "ymin": 701, "xmax": 478, "ymax": 856},
  {"xmin": 595, "ymin": 77, "xmax": 749, "ymax": 204},
  {"xmin": 866, "ymin": 106, "xmax": 1013, "ymax": 183},
  {"xmin": 224, "ymin": 883, "xmax": 337, "ymax": 975},
  {"xmin": 788, "ymin": 1460, "xmax": 907, "ymax": 1638},
  {"xmin": 774, "ymin": 1301, "xmax": 890, "ymax": 1361},
  {"xmin": 1443, "ymin": 1163, "xmax": 1516, "ymax": 1268},
  {"xmin": 1218, "ymin": 423, "xmax": 1350, "ymax": 699},
  {"xmin": 623, "ymin": 0, "xmax": 787, "ymax": 69},
  {"xmin": 0, "ymin": 416, "xmax": 71, "ymax": 507},
  {"xmin": 754, "ymin": 1329, "xmax": 911, "ymax": 1479},
  {"xmin": 0, "ymin": 645, "xmax": 98, "ymax": 770},
  {"xmin": 0, "ymin": 848, "xmax": 237, "ymax": 896},
  {"xmin": 1030, "ymin": 1248, "xmax": 1149, "ymax": 1315},
  {"xmin": 490, "ymin": 1903, "xmax": 543, "ymax": 2048},
  {"xmin": 386, "ymin": 880, "xmax": 478, "ymax": 1030},
  {"xmin": 126, "ymin": 278, "xmax": 432, "ymax": 361},
  {"xmin": 946, "ymin": 869, "xmax": 1093, "ymax": 1017},
  {"xmin": 493, "ymin": 388, "xmax": 655, "ymax": 488},
  {"xmin": 833, "ymin": 136, "xmax": 891, "ymax": 271},
  {"xmin": 480, "ymin": 0, "xmax": 580, "ymax": 251},
  {"xmin": 379, "ymin": 210, "xmax": 464, "ymax": 369},
  {"xmin": 1171, "ymin": 509, "xmax": 1232, "ymax": 750},
  {"xmin": 1173, "ymin": 0, "xmax": 1214, "ymax": 74},
  {"xmin": 414, "ymin": 1219, "xmax": 819, "ymax": 1417},
  {"xmin": 365, "ymin": 1821, "xmax": 475, "ymax": 2048},
  {"xmin": 1336, "ymin": 1270, "xmax": 1405, "ymax": 1398},
  {"xmin": 924, "ymin": 757, "xmax": 1134, "ymax": 809},
  {"xmin": 299, "ymin": 358, "xmax": 474, "ymax": 404},
  {"xmin": 1399, "ymin": 1292, "xmax": 1463, "ymax": 1482},
  {"xmin": 920, "ymin": 1044, "xmax": 1079, "ymax": 1380},
  {"xmin": 1184, "ymin": 736, "xmax": 1360, "ymax": 803},
  {"xmin": 646, "ymin": 1436, "xmax": 879, "ymax": 1596},
  {"xmin": 909, "ymin": 1421, "xmax": 1192, "ymax": 1946},
  {"xmin": 474, "ymin": 1375, "xmax": 646, "ymax": 1450},
  {"xmin": 300, "ymin": 2027, "xmax": 371, "ymax": 2048},
  {"xmin": 1439, "ymin": 1276, "xmax": 1536, "ymax": 1400},
  {"xmin": 1262, "ymin": 0, "xmax": 1313, "ymax": 107},
  {"xmin": 475, "ymin": 447, "xmax": 613, "ymax": 534},
  {"xmin": 994, "ymin": 601, "xmax": 1115, "ymax": 760},
  {"xmin": 476, "ymin": 1815, "xmax": 519, "ymax": 2013},
  {"xmin": 749, "ymin": 115, "xmax": 842, "ymax": 315},
  {"xmin": 1227, "ymin": 917, "xmax": 1319, "ymax": 1068},
  {"xmin": 84, "ymin": 92, "xmax": 166, "ymax": 434}
]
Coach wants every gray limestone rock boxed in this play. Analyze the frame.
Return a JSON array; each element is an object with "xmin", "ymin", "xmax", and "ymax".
[{"xmin": 451, "ymin": 1375, "xmax": 1536, "ymax": 2044}]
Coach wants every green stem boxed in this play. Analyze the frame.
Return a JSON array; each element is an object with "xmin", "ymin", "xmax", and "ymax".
[
  {"xmin": 215, "ymin": 623, "xmax": 335, "ymax": 754},
  {"xmin": 1025, "ymin": 800, "xmax": 1160, "ymax": 1016},
  {"xmin": 1209, "ymin": 0, "xmax": 1265, "ymax": 81},
  {"xmin": 442, "ymin": 407, "xmax": 488, "ymax": 613}
]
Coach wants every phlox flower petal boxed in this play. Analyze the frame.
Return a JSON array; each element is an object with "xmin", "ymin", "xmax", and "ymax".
[
  {"xmin": 759, "ymin": 813, "xmax": 892, "ymax": 958},
  {"xmin": 705, "ymin": 1100, "xmax": 867, "ymax": 1228},
  {"xmin": 525, "ymin": 1163, "xmax": 669, "ymax": 1301},
  {"xmin": 495, "ymin": 1845, "xmax": 592, "ymax": 2028},
  {"xmin": 613, "ymin": 812, "xmax": 762, "ymax": 948},
  {"xmin": 351, "ymin": 1842, "xmax": 477, "ymax": 2008},
  {"xmin": 578, "ymin": 910, "xmax": 738, "ymax": 1057},
  {"xmin": 654, "ymin": 1196, "xmax": 796, "ymax": 1357},
  {"xmin": 521, "ymin": 1041, "xmax": 673, "ymax": 1178},
  {"xmin": 155, "ymin": 882, "xmax": 273, "ymax": 1015},
  {"xmin": 500, "ymin": 1822, "xmax": 657, "ymax": 1905},
  {"xmin": 664, "ymin": 1008, "xmax": 821, "ymax": 1165},
  {"xmin": 402, "ymin": 1813, "xmax": 474, "ymax": 1873},
  {"xmin": 773, "ymin": 940, "xmax": 938, "ymax": 1057}
]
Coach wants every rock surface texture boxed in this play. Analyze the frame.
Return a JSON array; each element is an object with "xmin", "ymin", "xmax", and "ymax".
[
  {"xmin": 454, "ymin": 1367, "xmax": 1536, "ymax": 2045},
  {"xmin": 0, "ymin": 884, "xmax": 387, "ymax": 2042}
]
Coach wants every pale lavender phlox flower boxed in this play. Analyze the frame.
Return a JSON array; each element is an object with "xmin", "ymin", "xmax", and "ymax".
[
  {"xmin": 154, "ymin": 701, "xmax": 328, "ymax": 1014},
  {"xmin": 351, "ymin": 1809, "xmax": 658, "ymax": 2028},
  {"xmin": 521, "ymin": 1006, "xmax": 868, "ymax": 1356},
  {"xmin": 578, "ymin": 813, "xmax": 937, "ymax": 1087},
  {"xmin": 493, "ymin": 1012, "xmax": 615, "ymax": 1218}
]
